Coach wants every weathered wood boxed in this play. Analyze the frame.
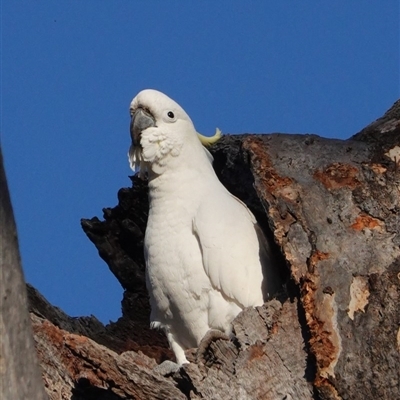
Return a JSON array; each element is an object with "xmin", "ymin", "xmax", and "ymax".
[
  {"xmin": 0, "ymin": 147, "xmax": 48, "ymax": 400},
  {"xmin": 29, "ymin": 290, "xmax": 315, "ymax": 399},
  {"xmin": 23, "ymin": 100, "xmax": 400, "ymax": 399},
  {"xmin": 180, "ymin": 300, "xmax": 314, "ymax": 399},
  {"xmin": 30, "ymin": 313, "xmax": 186, "ymax": 400},
  {"xmin": 215, "ymin": 127, "xmax": 399, "ymax": 398},
  {"xmin": 210, "ymin": 122, "xmax": 400, "ymax": 398}
]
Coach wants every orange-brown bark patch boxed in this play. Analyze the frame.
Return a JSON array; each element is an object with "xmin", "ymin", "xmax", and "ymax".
[
  {"xmin": 301, "ymin": 278, "xmax": 338, "ymax": 375},
  {"xmin": 309, "ymin": 251, "xmax": 330, "ymax": 269},
  {"xmin": 370, "ymin": 163, "xmax": 387, "ymax": 174},
  {"xmin": 314, "ymin": 163, "xmax": 360, "ymax": 190},
  {"xmin": 350, "ymin": 213, "xmax": 383, "ymax": 231},
  {"xmin": 247, "ymin": 342, "xmax": 265, "ymax": 361},
  {"xmin": 244, "ymin": 138, "xmax": 294, "ymax": 194}
]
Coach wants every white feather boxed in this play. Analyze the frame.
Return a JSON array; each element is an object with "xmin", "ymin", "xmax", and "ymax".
[{"xmin": 128, "ymin": 89, "xmax": 278, "ymax": 364}]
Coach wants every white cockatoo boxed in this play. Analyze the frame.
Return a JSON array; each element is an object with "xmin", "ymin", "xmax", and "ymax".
[{"xmin": 128, "ymin": 89, "xmax": 279, "ymax": 365}]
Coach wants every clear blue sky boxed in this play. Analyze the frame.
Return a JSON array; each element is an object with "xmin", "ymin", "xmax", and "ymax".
[{"xmin": 1, "ymin": 1, "xmax": 398, "ymax": 324}]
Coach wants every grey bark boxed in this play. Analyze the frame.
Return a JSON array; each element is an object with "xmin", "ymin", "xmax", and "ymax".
[
  {"xmin": 5, "ymin": 100, "xmax": 400, "ymax": 399},
  {"xmin": 0, "ymin": 147, "xmax": 48, "ymax": 400}
]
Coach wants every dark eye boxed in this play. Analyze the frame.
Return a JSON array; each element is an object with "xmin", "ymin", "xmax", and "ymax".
[{"xmin": 167, "ymin": 111, "xmax": 175, "ymax": 119}]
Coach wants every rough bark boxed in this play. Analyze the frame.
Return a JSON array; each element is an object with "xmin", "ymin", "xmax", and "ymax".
[
  {"xmin": 12, "ymin": 100, "xmax": 400, "ymax": 399},
  {"xmin": 0, "ymin": 147, "xmax": 48, "ymax": 400}
]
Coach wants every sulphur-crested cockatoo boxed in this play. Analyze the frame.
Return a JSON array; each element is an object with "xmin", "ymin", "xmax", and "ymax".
[{"xmin": 128, "ymin": 89, "xmax": 279, "ymax": 365}]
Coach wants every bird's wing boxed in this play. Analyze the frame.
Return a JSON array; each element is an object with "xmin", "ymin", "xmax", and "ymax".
[{"xmin": 193, "ymin": 190, "xmax": 265, "ymax": 308}]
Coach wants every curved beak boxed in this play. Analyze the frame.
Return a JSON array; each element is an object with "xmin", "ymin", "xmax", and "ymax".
[{"xmin": 130, "ymin": 108, "xmax": 156, "ymax": 145}]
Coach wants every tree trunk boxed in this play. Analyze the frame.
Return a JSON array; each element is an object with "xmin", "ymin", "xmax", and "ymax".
[
  {"xmin": 10, "ymin": 100, "xmax": 400, "ymax": 399},
  {"xmin": 0, "ymin": 148, "xmax": 48, "ymax": 400}
]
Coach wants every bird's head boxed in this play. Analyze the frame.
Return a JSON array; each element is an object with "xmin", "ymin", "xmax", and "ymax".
[
  {"xmin": 128, "ymin": 89, "xmax": 222, "ymax": 179},
  {"xmin": 129, "ymin": 89, "xmax": 194, "ymax": 144},
  {"xmin": 128, "ymin": 89, "xmax": 199, "ymax": 178}
]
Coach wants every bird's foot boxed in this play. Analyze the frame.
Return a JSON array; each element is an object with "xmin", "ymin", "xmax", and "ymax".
[{"xmin": 196, "ymin": 329, "xmax": 230, "ymax": 365}]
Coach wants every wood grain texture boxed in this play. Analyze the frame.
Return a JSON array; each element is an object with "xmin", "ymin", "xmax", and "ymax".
[{"xmin": 0, "ymin": 148, "xmax": 48, "ymax": 400}]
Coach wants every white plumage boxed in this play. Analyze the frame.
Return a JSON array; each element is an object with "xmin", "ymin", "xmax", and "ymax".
[{"xmin": 128, "ymin": 89, "xmax": 278, "ymax": 364}]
